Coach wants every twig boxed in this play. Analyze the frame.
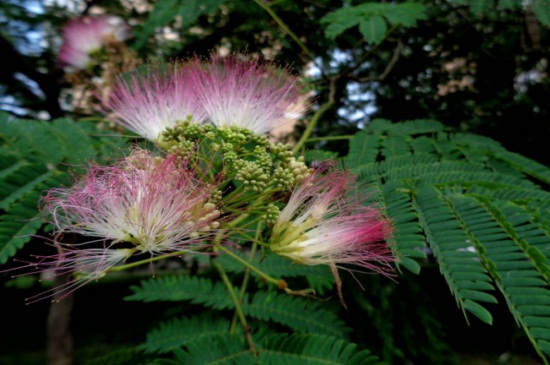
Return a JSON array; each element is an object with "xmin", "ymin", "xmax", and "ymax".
[
  {"xmin": 230, "ymin": 224, "xmax": 261, "ymax": 332},
  {"xmin": 292, "ymin": 77, "xmax": 336, "ymax": 153},
  {"xmin": 216, "ymin": 245, "xmax": 288, "ymax": 289},
  {"xmin": 304, "ymin": 135, "xmax": 353, "ymax": 143},
  {"xmin": 212, "ymin": 255, "xmax": 257, "ymax": 355},
  {"xmin": 355, "ymin": 39, "xmax": 403, "ymax": 82},
  {"xmin": 252, "ymin": 0, "xmax": 314, "ymax": 60}
]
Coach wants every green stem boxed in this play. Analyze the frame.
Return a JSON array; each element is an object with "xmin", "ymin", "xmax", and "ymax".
[
  {"xmin": 108, "ymin": 251, "xmax": 187, "ymax": 272},
  {"xmin": 292, "ymin": 101, "xmax": 334, "ymax": 153},
  {"xmin": 216, "ymin": 245, "xmax": 288, "ymax": 290},
  {"xmin": 304, "ymin": 135, "xmax": 353, "ymax": 143},
  {"xmin": 212, "ymin": 253, "xmax": 257, "ymax": 355},
  {"xmin": 230, "ymin": 224, "xmax": 261, "ymax": 331},
  {"xmin": 253, "ymin": 0, "xmax": 314, "ymax": 60}
]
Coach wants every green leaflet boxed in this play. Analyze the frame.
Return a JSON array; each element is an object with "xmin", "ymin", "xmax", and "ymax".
[
  {"xmin": 345, "ymin": 118, "xmax": 550, "ymax": 362},
  {"xmin": 258, "ymin": 334, "xmax": 381, "ymax": 365},
  {"xmin": 145, "ymin": 315, "xmax": 231, "ymax": 354},
  {"xmin": 0, "ymin": 112, "xmax": 129, "ymax": 264},
  {"xmin": 164, "ymin": 333, "xmax": 380, "ymax": 365},
  {"xmin": 0, "ymin": 170, "xmax": 67, "ymax": 264},
  {"xmin": 126, "ymin": 276, "xmax": 349, "ymax": 338},
  {"xmin": 321, "ymin": 2, "xmax": 427, "ymax": 44}
]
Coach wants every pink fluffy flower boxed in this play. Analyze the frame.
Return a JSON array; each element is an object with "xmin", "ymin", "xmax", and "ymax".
[
  {"xmin": 44, "ymin": 149, "xmax": 221, "ymax": 255},
  {"xmin": 103, "ymin": 56, "xmax": 305, "ymax": 140},
  {"xmin": 17, "ymin": 246, "xmax": 135, "ymax": 303},
  {"xmin": 269, "ymin": 170, "xmax": 394, "ymax": 275},
  {"xmin": 105, "ymin": 64, "xmax": 206, "ymax": 142},
  {"xmin": 58, "ymin": 16, "xmax": 130, "ymax": 69},
  {"xmin": 192, "ymin": 56, "xmax": 305, "ymax": 134}
]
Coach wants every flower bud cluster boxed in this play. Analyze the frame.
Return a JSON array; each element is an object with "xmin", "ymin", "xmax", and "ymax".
[
  {"xmin": 162, "ymin": 123, "xmax": 307, "ymax": 193},
  {"xmin": 235, "ymin": 161, "xmax": 268, "ymax": 191},
  {"xmin": 188, "ymin": 202, "xmax": 222, "ymax": 239},
  {"xmin": 262, "ymin": 203, "xmax": 281, "ymax": 225}
]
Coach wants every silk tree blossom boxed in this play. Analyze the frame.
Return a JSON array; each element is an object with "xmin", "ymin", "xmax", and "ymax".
[
  {"xmin": 269, "ymin": 170, "xmax": 394, "ymax": 275},
  {"xmin": 192, "ymin": 56, "xmax": 305, "ymax": 134},
  {"xmin": 16, "ymin": 246, "xmax": 136, "ymax": 303},
  {"xmin": 43, "ymin": 149, "xmax": 222, "ymax": 255},
  {"xmin": 103, "ymin": 56, "xmax": 305, "ymax": 141},
  {"xmin": 58, "ymin": 16, "xmax": 131, "ymax": 69},
  {"xmin": 104, "ymin": 64, "xmax": 206, "ymax": 142}
]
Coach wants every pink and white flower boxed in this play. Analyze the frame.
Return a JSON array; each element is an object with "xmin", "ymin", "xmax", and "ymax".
[
  {"xmin": 103, "ymin": 56, "xmax": 305, "ymax": 140},
  {"xmin": 193, "ymin": 56, "xmax": 305, "ymax": 134},
  {"xmin": 17, "ymin": 246, "xmax": 135, "ymax": 303},
  {"xmin": 269, "ymin": 170, "xmax": 394, "ymax": 275},
  {"xmin": 105, "ymin": 64, "xmax": 206, "ymax": 142},
  {"xmin": 58, "ymin": 16, "xmax": 131, "ymax": 69},
  {"xmin": 44, "ymin": 149, "xmax": 221, "ymax": 255}
]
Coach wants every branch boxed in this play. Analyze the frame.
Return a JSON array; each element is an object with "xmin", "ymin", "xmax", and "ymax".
[
  {"xmin": 354, "ymin": 39, "xmax": 403, "ymax": 82},
  {"xmin": 212, "ymin": 255, "xmax": 257, "ymax": 355},
  {"xmin": 292, "ymin": 77, "xmax": 336, "ymax": 153},
  {"xmin": 253, "ymin": 0, "xmax": 314, "ymax": 61}
]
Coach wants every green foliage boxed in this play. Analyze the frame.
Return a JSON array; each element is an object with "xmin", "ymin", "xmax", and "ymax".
[
  {"xmin": 243, "ymin": 291, "xmax": 349, "ymax": 337},
  {"xmin": 346, "ymin": 119, "xmax": 550, "ymax": 362},
  {"xmin": 0, "ymin": 112, "xmax": 128, "ymax": 264},
  {"xmin": 170, "ymin": 333, "xmax": 255, "ymax": 365},
  {"xmin": 449, "ymin": 0, "xmax": 550, "ymax": 25},
  {"xmin": 125, "ymin": 275, "xmax": 234, "ymax": 308},
  {"xmin": 126, "ymin": 274, "xmax": 349, "ymax": 337},
  {"xmin": 321, "ymin": 2, "xmax": 427, "ymax": 43},
  {"xmin": 144, "ymin": 315, "xmax": 231, "ymax": 354},
  {"xmin": 258, "ymin": 334, "xmax": 381, "ymax": 365},
  {"xmin": 146, "ymin": 332, "xmax": 380, "ymax": 365},
  {"xmin": 498, "ymin": 0, "xmax": 522, "ymax": 10},
  {"xmin": 127, "ymin": 273, "xmax": 379, "ymax": 363},
  {"xmin": 0, "ymin": 169, "xmax": 67, "ymax": 264},
  {"xmin": 533, "ymin": 0, "xmax": 550, "ymax": 26}
]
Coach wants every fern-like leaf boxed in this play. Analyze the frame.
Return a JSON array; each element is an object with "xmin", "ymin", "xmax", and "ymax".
[
  {"xmin": 258, "ymin": 334, "xmax": 381, "ymax": 365},
  {"xmin": 0, "ymin": 170, "xmax": 68, "ymax": 264},
  {"xmin": 243, "ymin": 291, "xmax": 350, "ymax": 338},
  {"xmin": 145, "ymin": 315, "xmax": 231, "ymax": 354},
  {"xmin": 345, "ymin": 120, "xmax": 550, "ymax": 361},
  {"xmin": 169, "ymin": 333, "xmax": 255, "ymax": 365},
  {"xmin": 414, "ymin": 185, "xmax": 497, "ymax": 324},
  {"xmin": 449, "ymin": 195, "xmax": 550, "ymax": 358},
  {"xmin": 0, "ymin": 112, "xmax": 128, "ymax": 264},
  {"xmin": 125, "ymin": 276, "xmax": 234, "ymax": 309},
  {"xmin": 127, "ymin": 276, "xmax": 350, "ymax": 338}
]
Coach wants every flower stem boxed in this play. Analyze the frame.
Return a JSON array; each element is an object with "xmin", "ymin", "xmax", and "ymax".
[
  {"xmin": 292, "ymin": 100, "xmax": 334, "ymax": 153},
  {"xmin": 230, "ymin": 224, "xmax": 261, "ymax": 331},
  {"xmin": 212, "ymin": 252, "xmax": 257, "ymax": 355},
  {"xmin": 216, "ymin": 244, "xmax": 288, "ymax": 290},
  {"xmin": 304, "ymin": 135, "xmax": 353, "ymax": 143},
  {"xmin": 108, "ymin": 251, "xmax": 186, "ymax": 272}
]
